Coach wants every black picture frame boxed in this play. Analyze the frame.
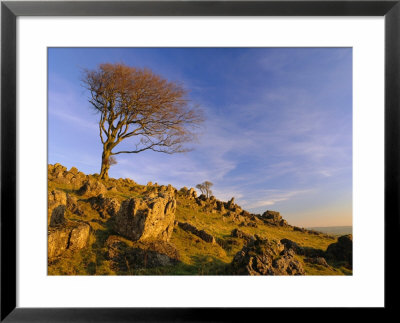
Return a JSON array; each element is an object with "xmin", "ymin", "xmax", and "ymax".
[{"xmin": 1, "ymin": 0, "xmax": 399, "ymax": 321}]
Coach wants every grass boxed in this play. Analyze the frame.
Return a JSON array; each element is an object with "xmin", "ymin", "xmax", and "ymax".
[{"xmin": 48, "ymin": 170, "xmax": 350, "ymax": 276}]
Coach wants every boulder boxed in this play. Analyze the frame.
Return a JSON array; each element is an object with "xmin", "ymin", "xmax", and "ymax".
[
  {"xmin": 280, "ymin": 238, "xmax": 304, "ymax": 255},
  {"xmin": 69, "ymin": 224, "xmax": 91, "ymax": 251},
  {"xmin": 69, "ymin": 166, "xmax": 79, "ymax": 175},
  {"xmin": 187, "ymin": 188, "xmax": 197, "ymax": 199},
  {"xmin": 271, "ymin": 249, "xmax": 306, "ymax": 275},
  {"xmin": 231, "ymin": 228, "xmax": 255, "ymax": 243},
  {"xmin": 49, "ymin": 163, "xmax": 67, "ymax": 179},
  {"xmin": 88, "ymin": 194, "xmax": 120, "ymax": 218},
  {"xmin": 293, "ymin": 226, "xmax": 306, "ymax": 233},
  {"xmin": 226, "ymin": 197, "xmax": 235, "ymax": 210},
  {"xmin": 304, "ymin": 257, "xmax": 330, "ymax": 267},
  {"xmin": 262, "ymin": 210, "xmax": 282, "ymax": 222},
  {"xmin": 325, "ymin": 234, "xmax": 352, "ymax": 267},
  {"xmin": 231, "ymin": 236, "xmax": 304, "ymax": 275},
  {"xmin": 114, "ymin": 193, "xmax": 176, "ymax": 242},
  {"xmin": 216, "ymin": 201, "xmax": 225, "ymax": 213},
  {"xmin": 48, "ymin": 189, "xmax": 67, "ymax": 210},
  {"xmin": 106, "ymin": 236, "xmax": 180, "ymax": 271},
  {"xmin": 178, "ymin": 222, "xmax": 216, "ymax": 244},
  {"xmin": 50, "ymin": 205, "xmax": 66, "ymax": 227},
  {"xmin": 77, "ymin": 179, "xmax": 106, "ymax": 197},
  {"xmin": 66, "ymin": 194, "xmax": 84, "ymax": 216},
  {"xmin": 246, "ymin": 221, "xmax": 258, "ymax": 228},
  {"xmin": 48, "ymin": 189, "xmax": 67, "ymax": 225},
  {"xmin": 302, "ymin": 247, "xmax": 325, "ymax": 258},
  {"xmin": 48, "ymin": 221, "xmax": 90, "ymax": 259}
]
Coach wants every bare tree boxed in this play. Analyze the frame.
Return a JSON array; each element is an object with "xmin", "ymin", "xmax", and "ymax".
[
  {"xmin": 196, "ymin": 183, "xmax": 205, "ymax": 195},
  {"xmin": 196, "ymin": 181, "xmax": 213, "ymax": 198},
  {"xmin": 82, "ymin": 63, "xmax": 204, "ymax": 179}
]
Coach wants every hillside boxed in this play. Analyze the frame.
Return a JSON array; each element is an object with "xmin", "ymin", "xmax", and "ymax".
[
  {"xmin": 47, "ymin": 164, "xmax": 353, "ymax": 276},
  {"xmin": 308, "ymin": 226, "xmax": 352, "ymax": 236}
]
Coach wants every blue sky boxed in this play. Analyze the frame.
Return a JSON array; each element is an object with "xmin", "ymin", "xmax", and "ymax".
[{"xmin": 48, "ymin": 48, "xmax": 352, "ymax": 227}]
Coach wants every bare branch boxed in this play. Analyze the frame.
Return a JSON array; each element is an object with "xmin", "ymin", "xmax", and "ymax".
[{"xmin": 81, "ymin": 63, "xmax": 204, "ymax": 179}]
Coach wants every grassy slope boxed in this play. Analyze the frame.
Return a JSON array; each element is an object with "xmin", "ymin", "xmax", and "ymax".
[{"xmin": 48, "ymin": 175, "xmax": 350, "ymax": 276}]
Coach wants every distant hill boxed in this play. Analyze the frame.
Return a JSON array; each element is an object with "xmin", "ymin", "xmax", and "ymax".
[
  {"xmin": 47, "ymin": 163, "xmax": 353, "ymax": 276},
  {"xmin": 308, "ymin": 226, "xmax": 352, "ymax": 236}
]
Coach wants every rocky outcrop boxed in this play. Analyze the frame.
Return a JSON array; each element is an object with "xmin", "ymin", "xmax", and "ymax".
[
  {"xmin": 114, "ymin": 193, "xmax": 176, "ymax": 242},
  {"xmin": 48, "ymin": 221, "xmax": 91, "ymax": 259},
  {"xmin": 261, "ymin": 210, "xmax": 288, "ymax": 226},
  {"xmin": 50, "ymin": 205, "xmax": 67, "ymax": 227},
  {"xmin": 231, "ymin": 236, "xmax": 305, "ymax": 275},
  {"xmin": 325, "ymin": 234, "xmax": 352, "ymax": 268},
  {"xmin": 77, "ymin": 179, "xmax": 106, "ymax": 197},
  {"xmin": 180, "ymin": 187, "xmax": 197, "ymax": 199},
  {"xmin": 48, "ymin": 164, "xmax": 87, "ymax": 187},
  {"xmin": 178, "ymin": 222, "xmax": 216, "ymax": 244},
  {"xmin": 66, "ymin": 194, "xmax": 84, "ymax": 216},
  {"xmin": 272, "ymin": 249, "xmax": 306, "ymax": 275},
  {"xmin": 88, "ymin": 194, "xmax": 120, "ymax": 219},
  {"xmin": 304, "ymin": 257, "xmax": 330, "ymax": 267},
  {"xmin": 106, "ymin": 236, "xmax": 180, "ymax": 272},
  {"xmin": 280, "ymin": 238, "xmax": 304, "ymax": 255},
  {"xmin": 48, "ymin": 189, "xmax": 67, "ymax": 211},
  {"xmin": 231, "ymin": 228, "xmax": 255, "ymax": 243},
  {"xmin": 48, "ymin": 189, "xmax": 67, "ymax": 225}
]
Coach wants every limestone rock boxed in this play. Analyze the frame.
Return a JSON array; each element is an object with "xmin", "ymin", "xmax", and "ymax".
[
  {"xmin": 48, "ymin": 221, "xmax": 90, "ymax": 259},
  {"xmin": 88, "ymin": 194, "xmax": 120, "ymax": 218},
  {"xmin": 271, "ymin": 249, "xmax": 306, "ymax": 275},
  {"xmin": 187, "ymin": 188, "xmax": 197, "ymax": 199},
  {"xmin": 231, "ymin": 236, "xmax": 304, "ymax": 275},
  {"xmin": 293, "ymin": 226, "xmax": 306, "ymax": 233},
  {"xmin": 106, "ymin": 236, "xmax": 180, "ymax": 271},
  {"xmin": 325, "ymin": 234, "xmax": 352, "ymax": 268},
  {"xmin": 304, "ymin": 257, "xmax": 330, "ymax": 267},
  {"xmin": 178, "ymin": 222, "xmax": 216, "ymax": 243},
  {"xmin": 48, "ymin": 189, "xmax": 67, "ymax": 225},
  {"xmin": 50, "ymin": 205, "xmax": 66, "ymax": 227},
  {"xmin": 231, "ymin": 228, "xmax": 255, "ymax": 243},
  {"xmin": 77, "ymin": 179, "xmax": 106, "ymax": 197},
  {"xmin": 280, "ymin": 238, "xmax": 304, "ymax": 255},
  {"xmin": 114, "ymin": 194, "xmax": 176, "ymax": 242},
  {"xmin": 66, "ymin": 194, "xmax": 84, "ymax": 216},
  {"xmin": 68, "ymin": 223, "xmax": 91, "ymax": 251},
  {"xmin": 48, "ymin": 189, "xmax": 67, "ymax": 210}
]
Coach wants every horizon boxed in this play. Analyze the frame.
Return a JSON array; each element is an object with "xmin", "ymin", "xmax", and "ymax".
[{"xmin": 48, "ymin": 47, "xmax": 352, "ymax": 228}]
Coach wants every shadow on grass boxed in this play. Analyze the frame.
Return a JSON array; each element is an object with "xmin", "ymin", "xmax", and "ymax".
[{"xmin": 190, "ymin": 254, "xmax": 230, "ymax": 275}]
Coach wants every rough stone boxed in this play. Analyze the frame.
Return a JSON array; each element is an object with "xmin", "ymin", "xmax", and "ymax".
[
  {"xmin": 304, "ymin": 257, "xmax": 330, "ymax": 267},
  {"xmin": 114, "ymin": 193, "xmax": 176, "ymax": 242},
  {"xmin": 48, "ymin": 221, "xmax": 90, "ymax": 259},
  {"xmin": 48, "ymin": 189, "xmax": 67, "ymax": 210},
  {"xmin": 325, "ymin": 234, "xmax": 352, "ymax": 268},
  {"xmin": 88, "ymin": 194, "xmax": 120, "ymax": 218},
  {"xmin": 50, "ymin": 205, "xmax": 66, "ymax": 227},
  {"xmin": 66, "ymin": 194, "xmax": 84, "ymax": 216},
  {"xmin": 106, "ymin": 236, "xmax": 180, "ymax": 271},
  {"xmin": 271, "ymin": 249, "xmax": 306, "ymax": 275},
  {"xmin": 231, "ymin": 228, "xmax": 255, "ymax": 243},
  {"xmin": 280, "ymin": 238, "xmax": 304, "ymax": 255},
  {"xmin": 231, "ymin": 236, "xmax": 304, "ymax": 275},
  {"xmin": 178, "ymin": 222, "xmax": 216, "ymax": 243},
  {"xmin": 77, "ymin": 179, "xmax": 106, "ymax": 197}
]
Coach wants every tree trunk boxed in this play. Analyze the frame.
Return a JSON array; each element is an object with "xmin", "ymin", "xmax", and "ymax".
[{"xmin": 100, "ymin": 147, "xmax": 111, "ymax": 180}]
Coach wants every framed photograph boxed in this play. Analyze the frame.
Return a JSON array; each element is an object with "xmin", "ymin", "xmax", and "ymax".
[{"xmin": 1, "ymin": 0, "xmax": 399, "ymax": 320}]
